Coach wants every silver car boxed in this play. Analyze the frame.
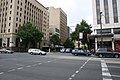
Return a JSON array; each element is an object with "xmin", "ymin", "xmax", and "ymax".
[
  {"xmin": 28, "ymin": 49, "xmax": 47, "ymax": 55},
  {"xmin": 0, "ymin": 48, "xmax": 14, "ymax": 54}
]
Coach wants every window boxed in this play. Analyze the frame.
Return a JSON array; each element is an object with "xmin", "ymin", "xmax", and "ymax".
[
  {"xmin": 96, "ymin": 0, "xmax": 100, "ymax": 24},
  {"xmin": 20, "ymin": 13, "xmax": 22, "ymax": 16},
  {"xmin": 8, "ymin": 29, "xmax": 10, "ymax": 32},
  {"xmin": 19, "ymin": 19, "xmax": 21, "ymax": 22},
  {"xmin": 17, "ymin": 12, "xmax": 19, "ymax": 15},
  {"xmin": 97, "ymin": 29, "xmax": 111, "ymax": 34},
  {"xmin": 16, "ymin": 23, "xmax": 18, "ymax": 27},
  {"xmin": 104, "ymin": 0, "xmax": 110, "ymax": 24},
  {"xmin": 21, "ymin": 3, "xmax": 22, "ymax": 6},
  {"xmin": 9, "ymin": 17, "xmax": 11, "ymax": 20},
  {"xmin": 15, "ymin": 29, "xmax": 17, "ymax": 33},
  {"xmin": 112, "ymin": 0, "xmax": 118, "ymax": 23},
  {"xmin": 10, "ymin": 5, "xmax": 12, "ymax": 8},
  {"xmin": 113, "ymin": 28, "xmax": 120, "ymax": 34},
  {"xmin": 17, "ymin": 6, "xmax": 19, "ymax": 10},
  {"xmin": 9, "ymin": 23, "xmax": 11, "ymax": 26},
  {"xmin": 16, "ymin": 17, "xmax": 18, "ymax": 21},
  {"xmin": 20, "ymin": 8, "xmax": 22, "ymax": 11},
  {"xmin": 18, "ymin": 0, "xmax": 19, "ymax": 4},
  {"xmin": 10, "ymin": 11, "xmax": 12, "ymax": 14},
  {"xmin": 11, "ymin": 0, "xmax": 12, "ymax": 3}
]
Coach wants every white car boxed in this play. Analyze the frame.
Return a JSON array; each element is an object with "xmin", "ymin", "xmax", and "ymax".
[
  {"xmin": 28, "ymin": 49, "xmax": 47, "ymax": 55},
  {"xmin": 0, "ymin": 48, "xmax": 14, "ymax": 54}
]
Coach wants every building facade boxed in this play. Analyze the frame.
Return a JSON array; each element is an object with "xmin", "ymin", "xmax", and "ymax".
[
  {"xmin": 48, "ymin": 7, "xmax": 67, "ymax": 44},
  {"xmin": 92, "ymin": 0, "xmax": 120, "ymax": 51},
  {"xmin": 0, "ymin": 0, "xmax": 49, "ymax": 49}
]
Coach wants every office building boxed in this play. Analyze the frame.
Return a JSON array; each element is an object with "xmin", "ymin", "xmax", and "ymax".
[
  {"xmin": 92, "ymin": 0, "xmax": 120, "ymax": 51},
  {"xmin": 0, "ymin": 0, "xmax": 49, "ymax": 49},
  {"xmin": 48, "ymin": 7, "xmax": 67, "ymax": 44}
]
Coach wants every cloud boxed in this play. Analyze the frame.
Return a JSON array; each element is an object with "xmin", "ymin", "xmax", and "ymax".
[{"xmin": 38, "ymin": 0, "xmax": 93, "ymax": 31}]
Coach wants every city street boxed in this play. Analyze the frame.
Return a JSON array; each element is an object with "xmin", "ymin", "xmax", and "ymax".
[{"xmin": 0, "ymin": 52, "xmax": 120, "ymax": 80}]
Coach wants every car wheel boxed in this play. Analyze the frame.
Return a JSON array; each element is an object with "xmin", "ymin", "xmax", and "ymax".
[
  {"xmin": 39, "ymin": 53, "xmax": 41, "ymax": 55},
  {"xmin": 74, "ymin": 54, "xmax": 78, "ymax": 56},
  {"xmin": 99, "ymin": 54, "xmax": 103, "ymax": 58},
  {"xmin": 30, "ymin": 52, "xmax": 33, "ymax": 55},
  {"xmin": 114, "ymin": 54, "xmax": 119, "ymax": 58}
]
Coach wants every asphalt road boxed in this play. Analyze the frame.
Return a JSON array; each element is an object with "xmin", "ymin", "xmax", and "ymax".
[{"xmin": 0, "ymin": 52, "xmax": 120, "ymax": 80}]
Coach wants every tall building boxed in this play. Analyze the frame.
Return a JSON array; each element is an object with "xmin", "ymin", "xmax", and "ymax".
[
  {"xmin": 92, "ymin": 0, "xmax": 120, "ymax": 51},
  {"xmin": 48, "ymin": 7, "xmax": 67, "ymax": 44},
  {"xmin": 0, "ymin": 0, "xmax": 49, "ymax": 49}
]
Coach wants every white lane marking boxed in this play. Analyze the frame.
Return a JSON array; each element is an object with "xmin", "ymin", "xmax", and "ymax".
[
  {"xmin": 71, "ymin": 74, "xmax": 76, "ymax": 77},
  {"xmin": 26, "ymin": 65, "xmax": 31, "ymax": 67},
  {"xmin": 17, "ymin": 67, "xmax": 24, "ymax": 70},
  {"xmin": 75, "ymin": 71, "xmax": 79, "ymax": 74},
  {"xmin": 38, "ymin": 63, "xmax": 42, "ymax": 65},
  {"xmin": 112, "ymin": 75, "xmax": 120, "ymax": 78},
  {"xmin": 34, "ymin": 61, "xmax": 41, "ymax": 62},
  {"xmin": 8, "ymin": 69, "xmax": 16, "ymax": 72},
  {"xmin": 68, "ymin": 78, "xmax": 72, "ymax": 80},
  {"xmin": 16, "ymin": 64, "xmax": 24, "ymax": 66},
  {"xmin": 47, "ymin": 61, "xmax": 51, "ymax": 63},
  {"xmin": 32, "ymin": 64, "xmax": 37, "ymax": 66},
  {"xmin": 108, "ymin": 66, "xmax": 120, "ymax": 69},
  {"xmin": 101, "ymin": 60, "xmax": 112, "ymax": 80},
  {"xmin": 0, "ymin": 72, "xmax": 4, "ymax": 75},
  {"xmin": 68, "ymin": 58, "xmax": 92, "ymax": 80}
]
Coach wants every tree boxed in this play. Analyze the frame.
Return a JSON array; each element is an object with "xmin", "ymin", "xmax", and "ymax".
[
  {"xmin": 17, "ymin": 22, "xmax": 43, "ymax": 48},
  {"xmin": 63, "ymin": 38, "xmax": 74, "ymax": 48},
  {"xmin": 71, "ymin": 19, "xmax": 93, "ymax": 49},
  {"xmin": 50, "ymin": 34, "xmax": 61, "ymax": 46}
]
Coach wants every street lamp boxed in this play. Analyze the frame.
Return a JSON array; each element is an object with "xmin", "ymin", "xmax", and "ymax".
[{"xmin": 100, "ymin": 11, "xmax": 103, "ymax": 48}]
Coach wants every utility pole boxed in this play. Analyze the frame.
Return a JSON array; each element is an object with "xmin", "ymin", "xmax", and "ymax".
[{"xmin": 100, "ymin": 12, "xmax": 103, "ymax": 48}]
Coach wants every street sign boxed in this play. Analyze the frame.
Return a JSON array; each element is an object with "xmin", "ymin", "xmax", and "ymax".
[{"xmin": 79, "ymin": 32, "xmax": 83, "ymax": 39}]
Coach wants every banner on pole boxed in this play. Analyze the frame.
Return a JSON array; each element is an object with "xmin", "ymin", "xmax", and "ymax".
[{"xmin": 79, "ymin": 32, "xmax": 83, "ymax": 39}]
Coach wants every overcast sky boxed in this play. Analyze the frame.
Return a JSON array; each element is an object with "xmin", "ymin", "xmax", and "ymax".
[{"xmin": 38, "ymin": 0, "xmax": 93, "ymax": 31}]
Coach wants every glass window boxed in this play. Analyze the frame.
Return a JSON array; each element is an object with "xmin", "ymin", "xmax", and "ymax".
[
  {"xmin": 9, "ymin": 23, "xmax": 11, "ymax": 26},
  {"xmin": 10, "ymin": 5, "xmax": 12, "ymax": 8},
  {"xmin": 112, "ymin": 0, "xmax": 118, "ymax": 23},
  {"xmin": 113, "ymin": 28, "xmax": 120, "ymax": 34},
  {"xmin": 9, "ymin": 17, "xmax": 11, "ymax": 20},
  {"xmin": 95, "ymin": 0, "xmax": 100, "ymax": 24},
  {"xmin": 97, "ymin": 29, "xmax": 111, "ymax": 34},
  {"xmin": 104, "ymin": 0, "xmax": 110, "ymax": 24}
]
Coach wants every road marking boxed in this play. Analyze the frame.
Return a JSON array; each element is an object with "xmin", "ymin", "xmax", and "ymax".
[
  {"xmin": 71, "ymin": 74, "xmax": 76, "ymax": 77},
  {"xmin": 0, "ymin": 72, "xmax": 4, "ymax": 75},
  {"xmin": 17, "ymin": 67, "xmax": 24, "ymax": 70},
  {"xmin": 26, "ymin": 65, "xmax": 31, "ymax": 67},
  {"xmin": 32, "ymin": 64, "xmax": 37, "ymax": 66},
  {"xmin": 8, "ymin": 69, "xmax": 16, "ymax": 72},
  {"xmin": 68, "ymin": 78, "xmax": 72, "ymax": 80},
  {"xmin": 38, "ymin": 63, "xmax": 42, "ymax": 65},
  {"xmin": 47, "ymin": 61, "xmax": 51, "ymax": 63},
  {"xmin": 101, "ymin": 60, "xmax": 112, "ymax": 80},
  {"xmin": 75, "ymin": 71, "xmax": 79, "ymax": 74},
  {"xmin": 112, "ymin": 75, "xmax": 120, "ymax": 78},
  {"xmin": 16, "ymin": 64, "xmax": 24, "ymax": 66},
  {"xmin": 68, "ymin": 58, "xmax": 92, "ymax": 80},
  {"xmin": 108, "ymin": 66, "xmax": 120, "ymax": 69}
]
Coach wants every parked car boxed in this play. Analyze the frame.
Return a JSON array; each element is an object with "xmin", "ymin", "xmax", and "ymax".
[
  {"xmin": 60, "ymin": 48, "xmax": 66, "ymax": 53},
  {"xmin": 72, "ymin": 49, "xmax": 91, "ymax": 56},
  {"xmin": 95, "ymin": 48, "xmax": 120, "ymax": 58},
  {"xmin": 65, "ymin": 48, "xmax": 72, "ymax": 53},
  {"xmin": 28, "ymin": 49, "xmax": 47, "ymax": 55},
  {"xmin": 0, "ymin": 48, "xmax": 14, "ymax": 54}
]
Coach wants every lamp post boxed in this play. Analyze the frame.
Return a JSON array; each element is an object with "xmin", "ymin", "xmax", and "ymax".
[{"xmin": 100, "ymin": 12, "xmax": 103, "ymax": 48}]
